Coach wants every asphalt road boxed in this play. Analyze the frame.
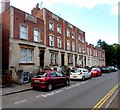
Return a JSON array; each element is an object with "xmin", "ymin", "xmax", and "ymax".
[{"xmin": 2, "ymin": 71, "xmax": 119, "ymax": 108}]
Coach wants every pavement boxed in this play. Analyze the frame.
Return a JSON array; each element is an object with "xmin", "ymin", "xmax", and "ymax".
[
  {"xmin": 1, "ymin": 82, "xmax": 119, "ymax": 109},
  {"xmin": 1, "ymin": 82, "xmax": 32, "ymax": 96},
  {"xmin": 107, "ymin": 88, "xmax": 120, "ymax": 109}
]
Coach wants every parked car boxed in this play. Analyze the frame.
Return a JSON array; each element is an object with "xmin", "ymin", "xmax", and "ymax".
[
  {"xmin": 90, "ymin": 68, "xmax": 102, "ymax": 77},
  {"xmin": 107, "ymin": 66, "xmax": 118, "ymax": 72},
  {"xmin": 101, "ymin": 67, "xmax": 111, "ymax": 73},
  {"xmin": 31, "ymin": 70, "xmax": 70, "ymax": 91},
  {"xmin": 70, "ymin": 68, "xmax": 92, "ymax": 81}
]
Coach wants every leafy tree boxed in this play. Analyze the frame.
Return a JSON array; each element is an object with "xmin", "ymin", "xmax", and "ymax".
[{"xmin": 97, "ymin": 40, "xmax": 120, "ymax": 68}]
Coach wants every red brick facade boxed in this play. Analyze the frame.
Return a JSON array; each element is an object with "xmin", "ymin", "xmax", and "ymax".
[
  {"xmin": 2, "ymin": 8, "xmax": 10, "ymax": 70},
  {"xmin": 1, "ymin": 4, "xmax": 105, "ymax": 71},
  {"xmin": 14, "ymin": 7, "xmax": 44, "ymax": 44}
]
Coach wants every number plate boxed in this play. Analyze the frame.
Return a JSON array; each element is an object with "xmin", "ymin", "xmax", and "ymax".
[
  {"xmin": 34, "ymin": 80, "xmax": 40, "ymax": 82},
  {"xmin": 73, "ymin": 76, "xmax": 77, "ymax": 78}
]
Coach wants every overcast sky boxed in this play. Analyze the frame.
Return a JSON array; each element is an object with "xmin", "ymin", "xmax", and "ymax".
[{"xmin": 0, "ymin": 0, "xmax": 119, "ymax": 46}]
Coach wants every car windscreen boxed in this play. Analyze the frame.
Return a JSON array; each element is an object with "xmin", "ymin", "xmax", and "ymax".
[
  {"xmin": 34, "ymin": 72, "xmax": 47, "ymax": 78},
  {"xmin": 102, "ymin": 68, "xmax": 107, "ymax": 70},
  {"xmin": 71, "ymin": 69, "xmax": 76, "ymax": 72},
  {"xmin": 91, "ymin": 68, "xmax": 97, "ymax": 71}
]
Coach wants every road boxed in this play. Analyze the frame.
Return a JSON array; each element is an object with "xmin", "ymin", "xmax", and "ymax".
[{"xmin": 2, "ymin": 71, "xmax": 119, "ymax": 108}]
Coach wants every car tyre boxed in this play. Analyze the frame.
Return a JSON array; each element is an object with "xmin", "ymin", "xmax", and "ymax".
[
  {"xmin": 65, "ymin": 80, "xmax": 70, "ymax": 86},
  {"xmin": 47, "ymin": 84, "xmax": 53, "ymax": 91},
  {"xmin": 90, "ymin": 75, "xmax": 92, "ymax": 79},
  {"xmin": 82, "ymin": 76, "xmax": 85, "ymax": 81}
]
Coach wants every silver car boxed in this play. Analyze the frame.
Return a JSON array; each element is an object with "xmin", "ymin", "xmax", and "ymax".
[{"xmin": 70, "ymin": 68, "xmax": 92, "ymax": 81}]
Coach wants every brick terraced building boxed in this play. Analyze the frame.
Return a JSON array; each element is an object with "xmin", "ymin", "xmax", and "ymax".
[{"xmin": 1, "ymin": 2, "xmax": 105, "ymax": 84}]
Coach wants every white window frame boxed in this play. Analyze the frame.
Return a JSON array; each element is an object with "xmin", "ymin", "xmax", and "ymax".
[
  {"xmin": 82, "ymin": 37, "xmax": 84, "ymax": 43},
  {"xmin": 20, "ymin": 47, "xmax": 33, "ymax": 63},
  {"xmin": 54, "ymin": 53, "xmax": 57, "ymax": 64},
  {"xmin": 50, "ymin": 53, "xmax": 58, "ymax": 64},
  {"xmin": 67, "ymin": 40, "xmax": 70, "ymax": 51},
  {"xmin": 82, "ymin": 47, "xmax": 85, "ymax": 54},
  {"xmin": 20, "ymin": 24, "xmax": 28, "ymax": 40},
  {"xmin": 72, "ymin": 42, "xmax": 75, "ymax": 51},
  {"xmin": 34, "ymin": 28, "xmax": 40, "ymax": 42},
  {"xmin": 49, "ymin": 21, "xmax": 54, "ymax": 31},
  {"xmin": 57, "ymin": 25, "xmax": 61, "ymax": 34},
  {"xmin": 68, "ymin": 55, "xmax": 73, "ymax": 65},
  {"xmin": 57, "ymin": 37, "xmax": 62, "ymax": 48},
  {"xmin": 49, "ymin": 34, "xmax": 54, "ymax": 46},
  {"xmin": 20, "ymin": 48, "xmax": 27, "ymax": 63},
  {"xmin": 72, "ymin": 32, "xmax": 75, "ymax": 39},
  {"xmin": 66, "ymin": 29, "xmax": 70, "ymax": 37},
  {"xmin": 78, "ymin": 35, "xmax": 81, "ymax": 41},
  {"xmin": 27, "ymin": 48, "xmax": 33, "ymax": 63},
  {"xmin": 79, "ymin": 45, "xmax": 81, "ymax": 53}
]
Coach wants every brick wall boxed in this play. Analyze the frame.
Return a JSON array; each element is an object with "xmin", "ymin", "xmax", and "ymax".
[
  {"xmin": 14, "ymin": 7, "xmax": 44, "ymax": 44},
  {"xmin": 2, "ymin": 8, "xmax": 10, "ymax": 70}
]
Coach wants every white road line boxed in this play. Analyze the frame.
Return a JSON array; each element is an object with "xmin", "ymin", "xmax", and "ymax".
[
  {"xmin": 36, "ymin": 95, "xmax": 42, "ymax": 98},
  {"xmin": 36, "ymin": 81, "xmax": 87, "ymax": 98},
  {"xmin": 14, "ymin": 100, "xmax": 26, "ymax": 105},
  {"xmin": 81, "ymin": 81, "xmax": 87, "ymax": 84}
]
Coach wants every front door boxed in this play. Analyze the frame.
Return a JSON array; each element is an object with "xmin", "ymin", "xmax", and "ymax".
[
  {"xmin": 61, "ymin": 54, "xmax": 64, "ymax": 67},
  {"xmin": 75, "ymin": 55, "xmax": 77, "ymax": 66},
  {"xmin": 39, "ymin": 50, "xmax": 44, "ymax": 69}
]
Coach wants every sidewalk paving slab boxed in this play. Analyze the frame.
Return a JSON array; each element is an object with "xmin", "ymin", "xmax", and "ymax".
[{"xmin": 2, "ymin": 83, "xmax": 32, "ymax": 96}]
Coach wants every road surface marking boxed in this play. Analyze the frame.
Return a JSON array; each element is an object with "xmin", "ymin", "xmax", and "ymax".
[
  {"xmin": 14, "ymin": 100, "xmax": 26, "ymax": 105},
  {"xmin": 105, "ymin": 88, "xmax": 119, "ymax": 108},
  {"xmin": 36, "ymin": 82, "xmax": 87, "ymax": 99},
  {"xmin": 92, "ymin": 82, "xmax": 120, "ymax": 110},
  {"xmin": 36, "ymin": 89, "xmax": 63, "ymax": 98}
]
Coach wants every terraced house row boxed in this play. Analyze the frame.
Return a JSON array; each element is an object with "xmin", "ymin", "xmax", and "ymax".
[{"xmin": 1, "ymin": 2, "xmax": 105, "ymax": 83}]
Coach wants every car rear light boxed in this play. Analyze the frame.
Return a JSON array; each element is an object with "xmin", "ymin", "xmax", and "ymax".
[{"xmin": 79, "ymin": 72, "xmax": 82, "ymax": 75}]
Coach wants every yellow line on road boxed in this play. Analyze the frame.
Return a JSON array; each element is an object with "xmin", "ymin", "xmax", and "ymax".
[{"xmin": 92, "ymin": 82, "xmax": 120, "ymax": 110}]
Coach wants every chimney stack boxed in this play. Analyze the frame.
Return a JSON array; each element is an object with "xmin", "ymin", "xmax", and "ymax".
[
  {"xmin": 36, "ymin": 3, "xmax": 39, "ymax": 9},
  {"xmin": 1, "ymin": 0, "xmax": 10, "ymax": 13}
]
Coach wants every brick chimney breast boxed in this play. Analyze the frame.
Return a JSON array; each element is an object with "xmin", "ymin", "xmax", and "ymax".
[{"xmin": 1, "ymin": 0, "xmax": 10, "ymax": 13}]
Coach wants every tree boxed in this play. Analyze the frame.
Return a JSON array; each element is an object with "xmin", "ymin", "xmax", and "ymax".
[{"xmin": 97, "ymin": 40, "xmax": 120, "ymax": 68}]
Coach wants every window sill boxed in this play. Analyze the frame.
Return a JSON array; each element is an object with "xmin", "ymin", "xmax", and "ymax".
[
  {"xmin": 19, "ymin": 63, "xmax": 35, "ymax": 65},
  {"xmin": 49, "ymin": 63, "xmax": 58, "ymax": 66},
  {"xmin": 20, "ymin": 38, "xmax": 28, "ymax": 41},
  {"xmin": 57, "ymin": 32, "xmax": 61, "ymax": 34},
  {"xmin": 34, "ymin": 41, "xmax": 40, "ymax": 43},
  {"xmin": 68, "ymin": 64, "xmax": 73, "ymax": 66}
]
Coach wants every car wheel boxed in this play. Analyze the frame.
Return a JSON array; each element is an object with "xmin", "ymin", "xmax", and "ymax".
[
  {"xmin": 82, "ymin": 76, "xmax": 85, "ymax": 81},
  {"xmin": 47, "ymin": 84, "xmax": 53, "ymax": 91},
  {"xmin": 90, "ymin": 75, "xmax": 92, "ymax": 79},
  {"xmin": 65, "ymin": 80, "xmax": 70, "ymax": 86}
]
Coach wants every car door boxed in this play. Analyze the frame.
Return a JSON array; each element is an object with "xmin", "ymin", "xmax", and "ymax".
[
  {"xmin": 55, "ymin": 71, "xmax": 65, "ymax": 85},
  {"xmin": 84, "ymin": 69, "xmax": 89, "ymax": 78},
  {"xmin": 82, "ymin": 69, "xmax": 87, "ymax": 78},
  {"xmin": 85, "ymin": 69, "xmax": 90, "ymax": 78},
  {"xmin": 50, "ymin": 72, "xmax": 59, "ymax": 86}
]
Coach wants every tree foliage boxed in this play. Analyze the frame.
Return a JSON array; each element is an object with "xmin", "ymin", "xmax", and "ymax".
[{"xmin": 97, "ymin": 39, "xmax": 120, "ymax": 68}]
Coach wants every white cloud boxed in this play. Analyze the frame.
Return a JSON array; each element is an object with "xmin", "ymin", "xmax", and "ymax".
[
  {"xmin": 111, "ymin": 4, "xmax": 118, "ymax": 15},
  {"xmin": 43, "ymin": 0, "xmax": 119, "ymax": 7},
  {"xmin": 0, "ymin": 0, "xmax": 119, "ymax": 14},
  {"xmin": 86, "ymin": 31, "xmax": 118, "ymax": 45},
  {"xmin": 43, "ymin": 0, "xmax": 119, "ymax": 14}
]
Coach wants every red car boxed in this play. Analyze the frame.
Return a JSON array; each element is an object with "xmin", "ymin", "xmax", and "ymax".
[
  {"xmin": 90, "ymin": 68, "xmax": 102, "ymax": 77},
  {"xmin": 31, "ymin": 70, "xmax": 70, "ymax": 91}
]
